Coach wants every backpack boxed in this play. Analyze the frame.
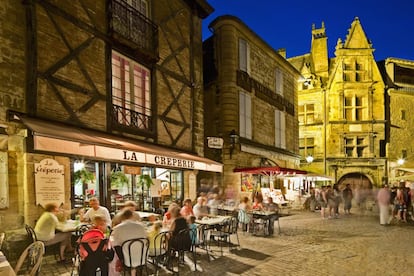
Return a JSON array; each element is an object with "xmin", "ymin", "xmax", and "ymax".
[{"xmin": 78, "ymin": 229, "xmax": 114, "ymax": 276}]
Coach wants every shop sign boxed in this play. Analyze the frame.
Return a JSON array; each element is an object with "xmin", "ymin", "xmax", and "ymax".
[
  {"xmin": 123, "ymin": 166, "xmax": 141, "ymax": 175},
  {"xmin": 207, "ymin": 137, "xmax": 223, "ymax": 149},
  {"xmin": 34, "ymin": 158, "xmax": 65, "ymax": 208},
  {"xmin": 147, "ymin": 154, "xmax": 195, "ymax": 169}
]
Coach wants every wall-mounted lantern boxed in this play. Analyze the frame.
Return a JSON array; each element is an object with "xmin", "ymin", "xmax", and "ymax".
[{"xmin": 229, "ymin": 129, "xmax": 239, "ymax": 159}]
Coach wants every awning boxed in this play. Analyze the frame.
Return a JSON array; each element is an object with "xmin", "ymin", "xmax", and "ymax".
[
  {"xmin": 17, "ymin": 115, "xmax": 222, "ymax": 173},
  {"xmin": 233, "ymin": 166, "xmax": 307, "ymax": 176}
]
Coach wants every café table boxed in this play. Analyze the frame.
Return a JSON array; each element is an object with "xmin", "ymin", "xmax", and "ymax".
[
  {"xmin": 136, "ymin": 211, "xmax": 162, "ymax": 220},
  {"xmin": 0, "ymin": 251, "xmax": 16, "ymax": 276},
  {"xmin": 195, "ymin": 215, "xmax": 231, "ymax": 227},
  {"xmin": 217, "ymin": 205, "xmax": 237, "ymax": 216},
  {"xmin": 57, "ymin": 219, "xmax": 80, "ymax": 232},
  {"xmin": 195, "ymin": 216, "xmax": 232, "ymax": 259},
  {"xmin": 248, "ymin": 210, "xmax": 279, "ymax": 236}
]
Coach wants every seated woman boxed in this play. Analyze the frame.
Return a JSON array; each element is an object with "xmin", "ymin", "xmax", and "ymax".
[
  {"xmin": 180, "ymin": 198, "xmax": 194, "ymax": 219},
  {"xmin": 252, "ymin": 196, "xmax": 264, "ymax": 210},
  {"xmin": 34, "ymin": 203, "xmax": 73, "ymax": 264},
  {"xmin": 163, "ymin": 203, "xmax": 179, "ymax": 228},
  {"xmin": 168, "ymin": 204, "xmax": 191, "ymax": 252}
]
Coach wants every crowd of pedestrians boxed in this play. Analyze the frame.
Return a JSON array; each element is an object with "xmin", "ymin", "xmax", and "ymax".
[{"xmin": 305, "ymin": 181, "xmax": 414, "ymax": 225}]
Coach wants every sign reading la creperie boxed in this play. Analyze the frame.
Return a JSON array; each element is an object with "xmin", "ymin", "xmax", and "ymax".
[{"xmin": 123, "ymin": 150, "xmax": 195, "ymax": 169}]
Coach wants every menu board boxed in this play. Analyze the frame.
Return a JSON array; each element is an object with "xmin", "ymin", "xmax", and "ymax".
[{"xmin": 35, "ymin": 158, "xmax": 65, "ymax": 208}]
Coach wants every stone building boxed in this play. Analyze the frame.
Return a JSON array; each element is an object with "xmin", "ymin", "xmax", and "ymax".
[
  {"xmin": 0, "ymin": 0, "xmax": 221, "ymax": 230},
  {"xmin": 378, "ymin": 58, "xmax": 414, "ymax": 184},
  {"xmin": 288, "ymin": 18, "xmax": 386, "ymax": 189},
  {"xmin": 203, "ymin": 16, "xmax": 303, "ymax": 201}
]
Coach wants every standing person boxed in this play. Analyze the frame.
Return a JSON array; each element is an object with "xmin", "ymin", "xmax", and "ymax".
[
  {"xmin": 377, "ymin": 185, "xmax": 391, "ymax": 226},
  {"xmin": 333, "ymin": 184, "xmax": 342, "ymax": 218},
  {"xmin": 389, "ymin": 186, "xmax": 398, "ymax": 222},
  {"xmin": 396, "ymin": 186, "xmax": 407, "ymax": 222},
  {"xmin": 238, "ymin": 196, "xmax": 252, "ymax": 232},
  {"xmin": 112, "ymin": 200, "xmax": 140, "ymax": 227},
  {"xmin": 319, "ymin": 186, "xmax": 328, "ymax": 219},
  {"xmin": 80, "ymin": 197, "xmax": 111, "ymax": 227},
  {"xmin": 326, "ymin": 185, "xmax": 336, "ymax": 219},
  {"xmin": 34, "ymin": 203, "xmax": 73, "ymax": 264},
  {"xmin": 342, "ymin": 184, "xmax": 353, "ymax": 215}
]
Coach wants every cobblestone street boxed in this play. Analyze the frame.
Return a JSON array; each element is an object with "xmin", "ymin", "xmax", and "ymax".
[{"xmin": 36, "ymin": 209, "xmax": 414, "ymax": 276}]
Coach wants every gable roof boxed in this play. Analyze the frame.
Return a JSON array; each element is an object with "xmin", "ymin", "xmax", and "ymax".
[{"xmin": 343, "ymin": 17, "xmax": 373, "ymax": 50}]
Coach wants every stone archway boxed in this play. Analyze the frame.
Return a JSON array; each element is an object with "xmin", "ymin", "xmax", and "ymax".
[{"xmin": 337, "ymin": 173, "xmax": 373, "ymax": 191}]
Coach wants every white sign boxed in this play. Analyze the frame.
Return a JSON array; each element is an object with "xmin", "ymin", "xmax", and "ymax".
[
  {"xmin": 207, "ymin": 137, "xmax": 223, "ymax": 149},
  {"xmin": 35, "ymin": 159, "xmax": 65, "ymax": 208}
]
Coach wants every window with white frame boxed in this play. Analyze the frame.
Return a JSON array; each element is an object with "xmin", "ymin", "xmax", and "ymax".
[
  {"xmin": 275, "ymin": 109, "xmax": 286, "ymax": 149},
  {"xmin": 239, "ymin": 91, "xmax": 252, "ymax": 139},
  {"xmin": 112, "ymin": 51, "xmax": 151, "ymax": 130},
  {"xmin": 239, "ymin": 38, "xmax": 250, "ymax": 73},
  {"xmin": 344, "ymin": 136, "xmax": 366, "ymax": 157},
  {"xmin": 275, "ymin": 68, "xmax": 283, "ymax": 95},
  {"xmin": 344, "ymin": 95, "xmax": 365, "ymax": 121}
]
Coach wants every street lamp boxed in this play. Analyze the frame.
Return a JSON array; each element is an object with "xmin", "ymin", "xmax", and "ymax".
[
  {"xmin": 306, "ymin": 155, "xmax": 314, "ymax": 164},
  {"xmin": 397, "ymin": 158, "xmax": 405, "ymax": 166}
]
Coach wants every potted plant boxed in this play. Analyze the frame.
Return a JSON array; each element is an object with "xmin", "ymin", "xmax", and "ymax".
[
  {"xmin": 73, "ymin": 168, "xmax": 95, "ymax": 185},
  {"xmin": 110, "ymin": 170, "xmax": 129, "ymax": 189},
  {"xmin": 136, "ymin": 174, "xmax": 154, "ymax": 210},
  {"xmin": 136, "ymin": 174, "xmax": 154, "ymax": 189}
]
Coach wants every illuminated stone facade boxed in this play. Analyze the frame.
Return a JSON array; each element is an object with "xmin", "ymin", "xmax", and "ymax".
[
  {"xmin": 289, "ymin": 18, "xmax": 386, "ymax": 188},
  {"xmin": 203, "ymin": 16, "xmax": 301, "ymax": 198},
  {"xmin": 0, "ymin": 0, "xmax": 213, "ymax": 230},
  {"xmin": 379, "ymin": 58, "xmax": 414, "ymax": 183}
]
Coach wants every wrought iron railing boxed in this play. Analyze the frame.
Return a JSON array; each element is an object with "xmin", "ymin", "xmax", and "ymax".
[
  {"xmin": 111, "ymin": 100, "xmax": 152, "ymax": 131},
  {"xmin": 110, "ymin": 0, "xmax": 158, "ymax": 58}
]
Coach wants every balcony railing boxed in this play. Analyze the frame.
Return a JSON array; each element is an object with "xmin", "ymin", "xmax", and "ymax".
[
  {"xmin": 111, "ymin": 102, "xmax": 153, "ymax": 132},
  {"xmin": 110, "ymin": 0, "xmax": 158, "ymax": 59}
]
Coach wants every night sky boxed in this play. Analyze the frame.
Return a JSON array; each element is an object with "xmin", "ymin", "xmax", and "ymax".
[{"xmin": 202, "ymin": 0, "xmax": 414, "ymax": 61}]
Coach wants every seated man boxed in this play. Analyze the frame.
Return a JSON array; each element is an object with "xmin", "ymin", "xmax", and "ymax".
[
  {"xmin": 264, "ymin": 197, "xmax": 279, "ymax": 235},
  {"xmin": 111, "ymin": 209, "xmax": 148, "ymax": 267},
  {"xmin": 193, "ymin": 196, "xmax": 209, "ymax": 219},
  {"xmin": 80, "ymin": 197, "xmax": 112, "ymax": 227},
  {"xmin": 34, "ymin": 203, "xmax": 73, "ymax": 264}
]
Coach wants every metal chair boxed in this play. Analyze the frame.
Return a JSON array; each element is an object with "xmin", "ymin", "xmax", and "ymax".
[
  {"xmin": 120, "ymin": 237, "xmax": 149, "ymax": 275},
  {"xmin": 25, "ymin": 224, "xmax": 59, "ymax": 261},
  {"xmin": 148, "ymin": 231, "xmax": 168, "ymax": 275},
  {"xmin": 168, "ymin": 228, "xmax": 196, "ymax": 273},
  {"xmin": 209, "ymin": 216, "xmax": 240, "ymax": 255},
  {"xmin": 14, "ymin": 241, "xmax": 45, "ymax": 276}
]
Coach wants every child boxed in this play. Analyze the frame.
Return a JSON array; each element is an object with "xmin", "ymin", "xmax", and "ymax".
[
  {"xmin": 92, "ymin": 215, "xmax": 109, "ymax": 236},
  {"xmin": 148, "ymin": 222, "xmax": 163, "ymax": 256},
  {"xmin": 188, "ymin": 216, "xmax": 198, "ymax": 245}
]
